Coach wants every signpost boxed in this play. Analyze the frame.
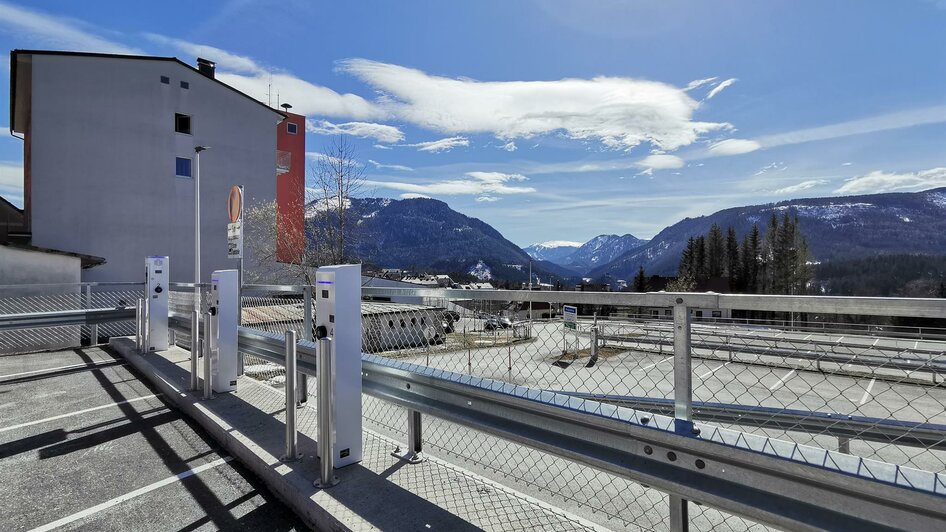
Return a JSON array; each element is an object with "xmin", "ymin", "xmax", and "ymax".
[
  {"xmin": 563, "ymin": 305, "xmax": 577, "ymax": 330},
  {"xmin": 227, "ymin": 186, "xmax": 243, "ymax": 260}
]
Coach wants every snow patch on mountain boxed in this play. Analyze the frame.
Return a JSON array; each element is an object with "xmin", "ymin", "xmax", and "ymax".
[
  {"xmin": 533, "ymin": 240, "xmax": 583, "ymax": 249},
  {"xmin": 469, "ymin": 260, "xmax": 493, "ymax": 281}
]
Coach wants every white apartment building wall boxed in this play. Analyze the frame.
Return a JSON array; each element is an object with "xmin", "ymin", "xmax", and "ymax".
[{"xmin": 13, "ymin": 52, "xmax": 284, "ymax": 283}]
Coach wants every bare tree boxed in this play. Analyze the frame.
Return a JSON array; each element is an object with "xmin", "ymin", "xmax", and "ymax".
[
  {"xmin": 309, "ymin": 135, "xmax": 365, "ymax": 265},
  {"xmin": 243, "ymin": 136, "xmax": 365, "ymax": 284}
]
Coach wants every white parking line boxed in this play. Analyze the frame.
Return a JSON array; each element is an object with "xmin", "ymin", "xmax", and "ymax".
[
  {"xmin": 698, "ymin": 362, "xmax": 731, "ymax": 380},
  {"xmin": 0, "ymin": 394, "xmax": 162, "ymax": 433},
  {"xmin": 0, "ymin": 360, "xmax": 122, "ymax": 380},
  {"xmin": 768, "ymin": 369, "xmax": 796, "ymax": 391},
  {"xmin": 858, "ymin": 378, "xmax": 876, "ymax": 406},
  {"xmin": 28, "ymin": 456, "xmax": 233, "ymax": 532},
  {"xmin": 637, "ymin": 358, "xmax": 673, "ymax": 371}
]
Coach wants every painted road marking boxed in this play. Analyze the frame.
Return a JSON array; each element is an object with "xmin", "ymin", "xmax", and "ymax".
[
  {"xmin": 28, "ymin": 456, "xmax": 233, "ymax": 532},
  {"xmin": 0, "ymin": 394, "xmax": 162, "ymax": 433},
  {"xmin": 637, "ymin": 358, "xmax": 673, "ymax": 371},
  {"xmin": 0, "ymin": 360, "xmax": 123, "ymax": 381},
  {"xmin": 698, "ymin": 362, "xmax": 731, "ymax": 380},
  {"xmin": 768, "ymin": 369, "xmax": 796, "ymax": 391},
  {"xmin": 859, "ymin": 378, "xmax": 877, "ymax": 406}
]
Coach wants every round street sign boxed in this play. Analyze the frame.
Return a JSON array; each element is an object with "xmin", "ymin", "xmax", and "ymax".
[{"xmin": 228, "ymin": 186, "xmax": 243, "ymax": 223}]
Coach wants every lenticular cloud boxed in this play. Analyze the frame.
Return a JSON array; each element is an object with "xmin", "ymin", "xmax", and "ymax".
[{"xmin": 338, "ymin": 59, "xmax": 730, "ymax": 152}]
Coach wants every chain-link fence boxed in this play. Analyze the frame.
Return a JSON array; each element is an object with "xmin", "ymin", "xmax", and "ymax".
[{"xmin": 0, "ymin": 283, "xmax": 143, "ymax": 354}]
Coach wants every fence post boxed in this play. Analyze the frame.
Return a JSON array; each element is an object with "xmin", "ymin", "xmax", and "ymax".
[
  {"xmin": 392, "ymin": 409, "xmax": 425, "ymax": 463},
  {"xmin": 670, "ymin": 298, "xmax": 693, "ymax": 532},
  {"xmin": 84, "ymin": 285, "xmax": 97, "ymax": 345},
  {"xmin": 190, "ymin": 310, "xmax": 200, "ymax": 391},
  {"xmin": 282, "ymin": 329, "xmax": 300, "ymax": 461},
  {"xmin": 135, "ymin": 298, "xmax": 144, "ymax": 351},
  {"xmin": 202, "ymin": 312, "xmax": 213, "ymax": 400},
  {"xmin": 299, "ymin": 286, "xmax": 313, "ymax": 405},
  {"xmin": 143, "ymin": 297, "xmax": 150, "ymax": 351},
  {"xmin": 314, "ymin": 336, "xmax": 338, "ymax": 488}
]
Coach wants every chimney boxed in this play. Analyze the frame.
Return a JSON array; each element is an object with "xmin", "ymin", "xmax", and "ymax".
[{"xmin": 196, "ymin": 57, "xmax": 215, "ymax": 79}]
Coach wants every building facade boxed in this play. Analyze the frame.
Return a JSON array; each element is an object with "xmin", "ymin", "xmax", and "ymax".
[{"xmin": 10, "ymin": 50, "xmax": 301, "ymax": 283}]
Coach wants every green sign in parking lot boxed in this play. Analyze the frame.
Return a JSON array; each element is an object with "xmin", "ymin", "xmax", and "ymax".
[{"xmin": 563, "ymin": 305, "xmax": 577, "ymax": 330}]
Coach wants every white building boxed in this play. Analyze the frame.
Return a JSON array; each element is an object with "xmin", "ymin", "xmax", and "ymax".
[{"xmin": 9, "ymin": 50, "xmax": 288, "ymax": 283}]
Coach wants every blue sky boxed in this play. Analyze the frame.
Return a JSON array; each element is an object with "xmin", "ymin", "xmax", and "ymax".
[{"xmin": 1, "ymin": 0, "xmax": 945, "ymax": 247}]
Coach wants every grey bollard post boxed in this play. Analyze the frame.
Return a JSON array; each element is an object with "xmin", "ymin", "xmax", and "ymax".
[
  {"xmin": 84, "ymin": 285, "xmax": 97, "ymax": 346},
  {"xmin": 143, "ymin": 297, "xmax": 151, "ymax": 351},
  {"xmin": 314, "ymin": 336, "xmax": 338, "ymax": 488},
  {"xmin": 282, "ymin": 330, "xmax": 300, "ymax": 461},
  {"xmin": 190, "ymin": 310, "xmax": 200, "ymax": 391},
  {"xmin": 136, "ymin": 298, "xmax": 144, "ymax": 351},
  {"xmin": 670, "ymin": 299, "xmax": 693, "ymax": 532},
  {"xmin": 202, "ymin": 312, "xmax": 213, "ymax": 399}
]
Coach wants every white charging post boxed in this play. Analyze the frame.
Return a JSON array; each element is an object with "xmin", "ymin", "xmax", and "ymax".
[
  {"xmin": 211, "ymin": 269, "xmax": 239, "ymax": 393},
  {"xmin": 315, "ymin": 264, "xmax": 363, "ymax": 467},
  {"xmin": 145, "ymin": 256, "xmax": 169, "ymax": 352}
]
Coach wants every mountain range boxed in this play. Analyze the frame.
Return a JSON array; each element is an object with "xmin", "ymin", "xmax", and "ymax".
[{"xmin": 312, "ymin": 187, "xmax": 946, "ymax": 285}]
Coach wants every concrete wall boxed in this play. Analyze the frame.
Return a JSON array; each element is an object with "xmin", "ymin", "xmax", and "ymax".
[
  {"xmin": 28, "ymin": 55, "xmax": 281, "ymax": 283},
  {"xmin": 0, "ymin": 246, "xmax": 80, "ymax": 284}
]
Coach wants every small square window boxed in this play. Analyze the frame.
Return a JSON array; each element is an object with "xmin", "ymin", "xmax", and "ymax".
[
  {"xmin": 175, "ymin": 113, "xmax": 191, "ymax": 135},
  {"xmin": 287, "ymin": 122, "xmax": 298, "ymax": 135},
  {"xmin": 160, "ymin": 76, "xmax": 170, "ymax": 84},
  {"xmin": 175, "ymin": 157, "xmax": 193, "ymax": 178},
  {"xmin": 180, "ymin": 81, "xmax": 189, "ymax": 89}
]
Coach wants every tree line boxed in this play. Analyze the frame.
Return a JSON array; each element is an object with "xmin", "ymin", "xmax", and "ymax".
[{"xmin": 665, "ymin": 213, "xmax": 811, "ymax": 294}]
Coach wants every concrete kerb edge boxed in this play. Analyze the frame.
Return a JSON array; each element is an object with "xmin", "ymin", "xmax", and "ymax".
[{"xmin": 109, "ymin": 337, "xmax": 348, "ymax": 532}]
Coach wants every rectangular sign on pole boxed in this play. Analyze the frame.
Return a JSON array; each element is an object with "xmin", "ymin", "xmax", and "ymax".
[
  {"xmin": 227, "ymin": 220, "xmax": 243, "ymax": 259},
  {"xmin": 563, "ymin": 305, "xmax": 577, "ymax": 330}
]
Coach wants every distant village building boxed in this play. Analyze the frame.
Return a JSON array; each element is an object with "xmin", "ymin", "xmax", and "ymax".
[{"xmin": 9, "ymin": 50, "xmax": 305, "ymax": 282}]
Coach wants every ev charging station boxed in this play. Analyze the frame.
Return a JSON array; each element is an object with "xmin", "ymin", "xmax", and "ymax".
[
  {"xmin": 211, "ymin": 269, "xmax": 239, "ymax": 393},
  {"xmin": 145, "ymin": 256, "xmax": 169, "ymax": 352},
  {"xmin": 315, "ymin": 264, "xmax": 363, "ymax": 467}
]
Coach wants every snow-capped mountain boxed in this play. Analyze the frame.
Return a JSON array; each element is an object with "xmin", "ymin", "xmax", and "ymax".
[
  {"xmin": 589, "ymin": 187, "xmax": 946, "ymax": 280},
  {"xmin": 523, "ymin": 240, "xmax": 583, "ymax": 263}
]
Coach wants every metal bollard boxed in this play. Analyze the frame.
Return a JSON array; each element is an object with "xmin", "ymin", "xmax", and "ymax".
[
  {"xmin": 190, "ymin": 310, "xmax": 200, "ymax": 391},
  {"xmin": 314, "ymin": 336, "xmax": 338, "ymax": 488},
  {"xmin": 202, "ymin": 312, "xmax": 213, "ymax": 399},
  {"xmin": 143, "ymin": 297, "xmax": 151, "ymax": 351},
  {"xmin": 282, "ymin": 330, "xmax": 300, "ymax": 461},
  {"xmin": 136, "ymin": 298, "xmax": 144, "ymax": 351},
  {"xmin": 84, "ymin": 285, "xmax": 97, "ymax": 346}
]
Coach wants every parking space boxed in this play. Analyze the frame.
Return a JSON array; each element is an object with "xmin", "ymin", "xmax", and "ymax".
[{"xmin": 0, "ymin": 347, "xmax": 308, "ymax": 532}]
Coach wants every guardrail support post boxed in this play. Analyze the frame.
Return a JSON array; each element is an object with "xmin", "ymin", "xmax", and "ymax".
[
  {"xmin": 314, "ymin": 336, "xmax": 338, "ymax": 488},
  {"xmin": 202, "ymin": 312, "xmax": 213, "ymax": 400},
  {"xmin": 298, "ymin": 286, "xmax": 313, "ymax": 406},
  {"xmin": 671, "ymin": 299, "xmax": 693, "ymax": 532},
  {"xmin": 190, "ymin": 310, "xmax": 200, "ymax": 391},
  {"xmin": 392, "ymin": 409, "xmax": 425, "ymax": 464},
  {"xmin": 282, "ymin": 330, "xmax": 300, "ymax": 461},
  {"xmin": 84, "ymin": 285, "xmax": 97, "ymax": 345},
  {"xmin": 838, "ymin": 437, "xmax": 851, "ymax": 454}
]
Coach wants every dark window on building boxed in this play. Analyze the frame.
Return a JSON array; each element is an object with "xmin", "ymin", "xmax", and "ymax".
[
  {"xmin": 665, "ymin": 309, "xmax": 672, "ymax": 316},
  {"xmin": 175, "ymin": 113, "xmax": 191, "ymax": 135},
  {"xmin": 287, "ymin": 122, "xmax": 298, "ymax": 135},
  {"xmin": 712, "ymin": 311, "xmax": 722, "ymax": 318},
  {"xmin": 695, "ymin": 310, "xmax": 703, "ymax": 318},
  {"xmin": 175, "ymin": 157, "xmax": 193, "ymax": 178},
  {"xmin": 180, "ymin": 81, "xmax": 189, "ymax": 89},
  {"xmin": 160, "ymin": 76, "xmax": 170, "ymax": 84}
]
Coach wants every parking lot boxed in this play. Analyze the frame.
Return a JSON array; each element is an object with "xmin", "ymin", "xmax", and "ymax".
[{"xmin": 0, "ymin": 347, "xmax": 307, "ymax": 531}]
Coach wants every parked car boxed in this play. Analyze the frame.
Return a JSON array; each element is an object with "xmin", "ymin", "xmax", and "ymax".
[{"xmin": 483, "ymin": 317, "xmax": 501, "ymax": 331}]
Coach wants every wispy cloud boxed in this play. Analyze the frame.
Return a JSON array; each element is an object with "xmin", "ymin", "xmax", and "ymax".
[
  {"xmin": 773, "ymin": 179, "xmax": 827, "ymax": 195},
  {"xmin": 501, "ymin": 141, "xmax": 518, "ymax": 152},
  {"xmin": 405, "ymin": 136, "xmax": 470, "ymax": 153},
  {"xmin": 706, "ymin": 78, "xmax": 737, "ymax": 99},
  {"xmin": 476, "ymin": 196, "xmax": 501, "ymax": 202},
  {"xmin": 368, "ymin": 159, "xmax": 413, "ymax": 172},
  {"xmin": 400, "ymin": 193, "xmax": 430, "ymax": 199},
  {"xmin": 0, "ymin": 1, "xmax": 139, "ymax": 53},
  {"xmin": 708, "ymin": 138, "xmax": 761, "ymax": 156},
  {"xmin": 307, "ymin": 120, "xmax": 405, "ymax": 144},
  {"xmin": 305, "ymin": 152, "xmax": 363, "ymax": 167},
  {"xmin": 145, "ymin": 33, "xmax": 265, "ymax": 74},
  {"xmin": 338, "ymin": 58, "xmax": 731, "ymax": 152},
  {"xmin": 685, "ymin": 77, "xmax": 718, "ymax": 91},
  {"xmin": 364, "ymin": 171, "xmax": 536, "ymax": 201},
  {"xmin": 637, "ymin": 154, "xmax": 684, "ymax": 171},
  {"xmin": 834, "ymin": 167, "xmax": 946, "ymax": 194}
]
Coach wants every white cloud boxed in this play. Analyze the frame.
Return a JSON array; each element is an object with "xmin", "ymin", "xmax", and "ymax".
[
  {"xmin": 637, "ymin": 154, "xmax": 684, "ymax": 170},
  {"xmin": 708, "ymin": 138, "xmax": 761, "ymax": 156},
  {"xmin": 753, "ymin": 161, "xmax": 787, "ymax": 176},
  {"xmin": 841, "ymin": 162, "xmax": 853, "ymax": 166},
  {"xmin": 0, "ymin": 161, "xmax": 23, "ymax": 207},
  {"xmin": 501, "ymin": 141, "xmax": 518, "ymax": 152},
  {"xmin": 306, "ymin": 119, "xmax": 405, "ymax": 143},
  {"xmin": 834, "ymin": 167, "xmax": 946, "ymax": 194},
  {"xmin": 773, "ymin": 179, "xmax": 827, "ymax": 195},
  {"xmin": 368, "ymin": 159, "xmax": 413, "ymax": 172},
  {"xmin": 476, "ymin": 196, "xmax": 500, "ymax": 202},
  {"xmin": 685, "ymin": 77, "xmax": 718, "ymax": 91},
  {"xmin": 338, "ymin": 59, "xmax": 730, "ymax": 152},
  {"xmin": 405, "ymin": 136, "xmax": 470, "ymax": 153},
  {"xmin": 365, "ymin": 171, "xmax": 536, "ymax": 197},
  {"xmin": 145, "ymin": 34, "xmax": 265, "ymax": 74},
  {"xmin": 706, "ymin": 78, "xmax": 737, "ymax": 100},
  {"xmin": 373, "ymin": 144, "xmax": 393, "ymax": 150},
  {"xmin": 217, "ymin": 71, "xmax": 384, "ymax": 119},
  {"xmin": 400, "ymin": 193, "xmax": 430, "ymax": 199},
  {"xmin": 305, "ymin": 152, "xmax": 362, "ymax": 167},
  {"xmin": 0, "ymin": 1, "xmax": 140, "ymax": 54}
]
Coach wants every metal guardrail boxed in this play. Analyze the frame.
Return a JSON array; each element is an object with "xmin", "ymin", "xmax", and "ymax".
[{"xmin": 0, "ymin": 307, "xmax": 135, "ymax": 329}]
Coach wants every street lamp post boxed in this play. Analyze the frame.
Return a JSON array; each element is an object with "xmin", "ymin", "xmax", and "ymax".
[{"xmin": 194, "ymin": 146, "xmax": 210, "ymax": 316}]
